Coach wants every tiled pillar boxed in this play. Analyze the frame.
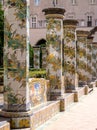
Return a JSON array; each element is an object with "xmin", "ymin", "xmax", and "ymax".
[
  {"xmin": 95, "ymin": 42, "xmax": 97, "ymax": 87},
  {"xmin": 95, "ymin": 44, "xmax": 97, "ymax": 80},
  {"xmin": 41, "ymin": 47, "xmax": 47, "ymax": 69},
  {"xmin": 0, "ymin": 0, "xmax": 33, "ymax": 129},
  {"xmin": 63, "ymin": 20, "xmax": 78, "ymax": 91},
  {"xmin": 92, "ymin": 43, "xmax": 97, "ymax": 81},
  {"xmin": 77, "ymin": 30, "xmax": 89, "ymax": 86},
  {"xmin": 33, "ymin": 47, "xmax": 40, "ymax": 69},
  {"xmin": 87, "ymin": 37, "xmax": 93, "ymax": 83},
  {"xmin": 43, "ymin": 8, "xmax": 65, "ymax": 100}
]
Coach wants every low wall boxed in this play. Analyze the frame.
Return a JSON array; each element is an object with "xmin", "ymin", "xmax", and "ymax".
[{"xmin": 32, "ymin": 101, "xmax": 60, "ymax": 129}]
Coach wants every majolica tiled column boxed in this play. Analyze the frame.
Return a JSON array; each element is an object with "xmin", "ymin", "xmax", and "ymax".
[
  {"xmin": 77, "ymin": 30, "xmax": 89, "ymax": 86},
  {"xmin": 33, "ymin": 47, "xmax": 40, "ymax": 69},
  {"xmin": 96, "ymin": 43, "xmax": 97, "ymax": 79},
  {"xmin": 94, "ymin": 42, "xmax": 97, "ymax": 87},
  {"xmin": 92, "ymin": 42, "xmax": 97, "ymax": 81},
  {"xmin": 41, "ymin": 47, "xmax": 47, "ymax": 69},
  {"xmin": 63, "ymin": 20, "xmax": 78, "ymax": 91},
  {"xmin": 87, "ymin": 37, "xmax": 93, "ymax": 83},
  {"xmin": 43, "ymin": 8, "xmax": 65, "ymax": 100},
  {"xmin": 0, "ymin": 0, "xmax": 33, "ymax": 129}
]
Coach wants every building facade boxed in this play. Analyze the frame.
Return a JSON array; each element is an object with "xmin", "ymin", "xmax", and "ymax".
[{"xmin": 30, "ymin": 0, "xmax": 97, "ymax": 46}]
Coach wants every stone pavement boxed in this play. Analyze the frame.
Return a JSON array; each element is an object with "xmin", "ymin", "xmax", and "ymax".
[{"xmin": 37, "ymin": 87, "xmax": 97, "ymax": 130}]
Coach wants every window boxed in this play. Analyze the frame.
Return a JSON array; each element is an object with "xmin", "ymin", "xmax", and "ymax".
[
  {"xmin": 71, "ymin": 0, "xmax": 76, "ymax": 5},
  {"xmin": 55, "ymin": 0, "xmax": 58, "ymax": 4},
  {"xmin": 32, "ymin": 16, "xmax": 37, "ymax": 28},
  {"xmin": 38, "ymin": 20, "xmax": 42, "ymax": 27},
  {"xmin": 52, "ymin": 0, "xmax": 58, "ymax": 6},
  {"xmin": 38, "ymin": 20, "xmax": 46, "ymax": 28},
  {"xmin": 0, "ymin": 0, "xmax": 3, "ymax": 5},
  {"xmin": 66, "ymin": 12, "xmax": 75, "ymax": 19},
  {"xmin": 95, "ymin": 20, "xmax": 97, "ymax": 26},
  {"xmin": 87, "ymin": 16, "xmax": 92, "ymax": 27},
  {"xmin": 80, "ymin": 20, "xmax": 85, "ymax": 26},
  {"xmin": 90, "ymin": 0, "xmax": 95, "ymax": 4},
  {"xmin": 34, "ymin": 0, "xmax": 40, "ymax": 6}
]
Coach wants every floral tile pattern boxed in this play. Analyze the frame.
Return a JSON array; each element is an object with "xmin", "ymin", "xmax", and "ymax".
[
  {"xmin": 10, "ymin": 117, "xmax": 30, "ymax": 129},
  {"xmin": 33, "ymin": 47, "xmax": 40, "ymax": 69},
  {"xmin": 46, "ymin": 18, "xmax": 64, "ymax": 99},
  {"xmin": 41, "ymin": 47, "xmax": 47, "ymax": 69},
  {"xmin": 77, "ymin": 31, "xmax": 89, "ymax": 86},
  {"xmin": 87, "ymin": 38, "xmax": 92, "ymax": 83},
  {"xmin": 4, "ymin": 0, "xmax": 30, "ymax": 111},
  {"xmin": 63, "ymin": 22, "xmax": 77, "ymax": 90},
  {"xmin": 92, "ymin": 43, "xmax": 97, "ymax": 80}
]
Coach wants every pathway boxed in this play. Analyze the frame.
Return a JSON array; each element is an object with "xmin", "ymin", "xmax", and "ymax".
[{"xmin": 37, "ymin": 87, "xmax": 97, "ymax": 130}]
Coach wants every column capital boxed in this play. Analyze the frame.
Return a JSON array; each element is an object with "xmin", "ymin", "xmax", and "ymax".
[
  {"xmin": 76, "ymin": 30, "xmax": 89, "ymax": 37},
  {"xmin": 42, "ymin": 7, "xmax": 65, "ymax": 19},
  {"xmin": 63, "ymin": 19, "xmax": 78, "ymax": 27}
]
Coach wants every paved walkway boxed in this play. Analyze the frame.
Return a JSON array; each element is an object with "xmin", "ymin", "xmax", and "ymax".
[{"xmin": 37, "ymin": 87, "xmax": 97, "ymax": 130}]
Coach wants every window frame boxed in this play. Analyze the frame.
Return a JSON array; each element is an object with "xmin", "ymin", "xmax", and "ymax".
[
  {"xmin": 52, "ymin": 0, "xmax": 58, "ymax": 6},
  {"xmin": 71, "ymin": 0, "xmax": 76, "ymax": 5},
  {"xmin": 80, "ymin": 20, "xmax": 85, "ymax": 27},
  {"xmin": 95, "ymin": 19, "xmax": 97, "ymax": 26},
  {"xmin": 90, "ymin": 0, "xmax": 96, "ymax": 5},
  {"xmin": 32, "ymin": 16, "xmax": 37, "ymax": 28},
  {"xmin": 87, "ymin": 16, "xmax": 92, "ymax": 27}
]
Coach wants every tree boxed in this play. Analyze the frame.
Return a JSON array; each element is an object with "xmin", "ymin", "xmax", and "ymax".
[{"xmin": 0, "ymin": 3, "xmax": 4, "ymax": 67}]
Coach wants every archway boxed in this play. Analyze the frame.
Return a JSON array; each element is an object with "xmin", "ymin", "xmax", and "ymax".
[
  {"xmin": 35, "ymin": 39, "xmax": 46, "ymax": 47},
  {"xmin": 33, "ymin": 39, "xmax": 46, "ymax": 68}
]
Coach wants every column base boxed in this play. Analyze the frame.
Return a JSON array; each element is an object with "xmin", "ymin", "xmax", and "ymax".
[
  {"xmin": 66, "ymin": 87, "xmax": 79, "ymax": 93},
  {"xmin": 48, "ymin": 91, "xmax": 64, "ymax": 101},
  {"xmin": 0, "ymin": 110, "xmax": 34, "ymax": 130},
  {"xmin": 0, "ymin": 101, "xmax": 60, "ymax": 130}
]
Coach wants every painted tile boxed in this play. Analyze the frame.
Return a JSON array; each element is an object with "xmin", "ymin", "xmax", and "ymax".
[
  {"xmin": 63, "ymin": 20, "xmax": 77, "ymax": 90},
  {"xmin": 29, "ymin": 78, "xmax": 47, "ymax": 107},
  {"xmin": 4, "ymin": 0, "xmax": 30, "ymax": 111}
]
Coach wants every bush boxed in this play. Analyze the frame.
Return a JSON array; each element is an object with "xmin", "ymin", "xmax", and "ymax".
[{"xmin": 29, "ymin": 69, "xmax": 46, "ymax": 78}]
